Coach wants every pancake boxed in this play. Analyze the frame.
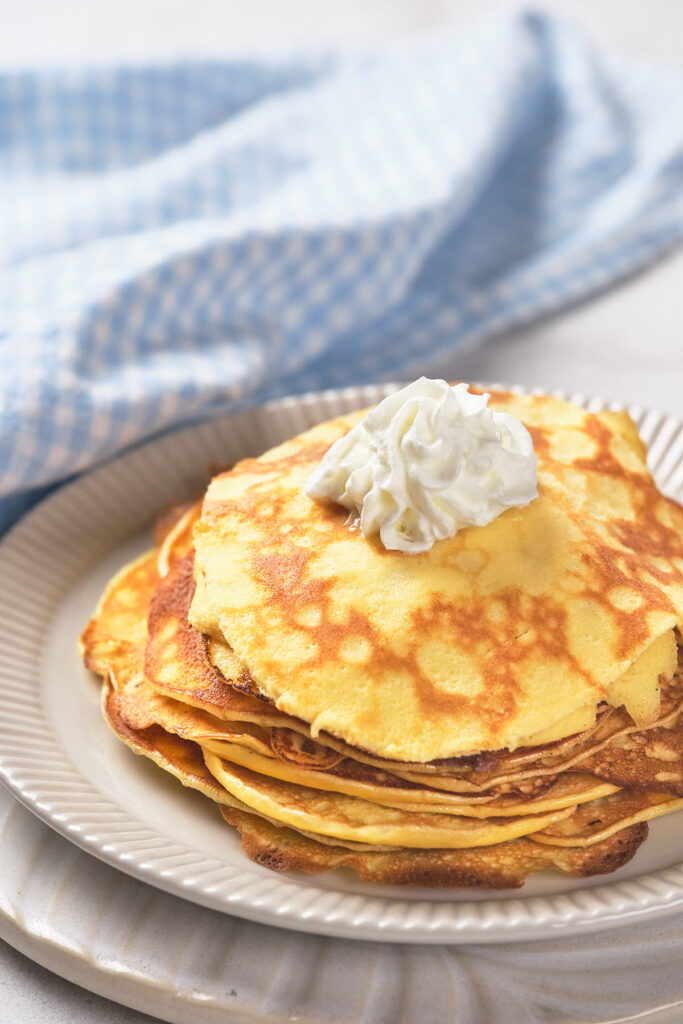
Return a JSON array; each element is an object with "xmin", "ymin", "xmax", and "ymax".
[
  {"xmin": 190, "ymin": 392, "xmax": 683, "ymax": 761},
  {"xmin": 102, "ymin": 660, "xmax": 652, "ymax": 886},
  {"xmin": 80, "ymin": 551, "xmax": 158, "ymax": 681},
  {"xmin": 81, "ymin": 385, "xmax": 683, "ymax": 887},
  {"xmin": 202, "ymin": 752, "xmax": 577, "ymax": 849},
  {"xmin": 579, "ymin": 704, "xmax": 683, "ymax": 794},
  {"xmin": 134, "ymin": 554, "xmax": 625, "ymax": 818},
  {"xmin": 85, "ymin": 547, "xmax": 649, "ymax": 874},
  {"xmin": 83, "ymin": 532, "xmax": 680, "ymax": 868},
  {"xmin": 218, "ymin": 805, "xmax": 648, "ymax": 887},
  {"xmin": 103, "ymin": 676, "xmax": 386, "ymax": 853},
  {"xmin": 530, "ymin": 790, "xmax": 683, "ymax": 847},
  {"xmin": 145, "ymin": 554, "xmax": 305, "ymax": 729},
  {"xmin": 200, "ymin": 739, "xmax": 618, "ymax": 817},
  {"xmin": 147, "ymin": 555, "xmax": 683, "ymax": 807},
  {"xmin": 103, "ymin": 675, "xmax": 237, "ymax": 807},
  {"xmin": 152, "ymin": 555, "xmax": 683, "ymax": 797},
  {"xmin": 82, "ymin": 549, "xmax": 281, "ymax": 759},
  {"xmin": 156, "ymin": 501, "xmax": 202, "ymax": 578},
  {"xmin": 89, "ymin": 549, "xmax": 647, "ymax": 882}
]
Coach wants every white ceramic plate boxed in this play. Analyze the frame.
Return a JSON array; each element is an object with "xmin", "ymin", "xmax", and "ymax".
[
  {"xmin": 0, "ymin": 384, "xmax": 682, "ymax": 945},
  {"xmin": 4, "ymin": 783, "xmax": 683, "ymax": 1024}
]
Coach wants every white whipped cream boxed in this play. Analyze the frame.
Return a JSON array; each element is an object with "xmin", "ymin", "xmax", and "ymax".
[{"xmin": 305, "ymin": 378, "xmax": 538, "ymax": 553}]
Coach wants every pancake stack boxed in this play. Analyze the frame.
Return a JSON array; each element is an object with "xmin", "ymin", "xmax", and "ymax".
[{"xmin": 81, "ymin": 389, "xmax": 683, "ymax": 887}]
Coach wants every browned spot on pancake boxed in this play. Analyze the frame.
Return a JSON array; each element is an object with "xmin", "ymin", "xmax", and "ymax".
[
  {"xmin": 531, "ymin": 415, "xmax": 683, "ymax": 661},
  {"xmin": 575, "ymin": 541, "xmax": 675, "ymax": 660},
  {"xmin": 202, "ymin": 487, "xmax": 350, "ymax": 540},
  {"xmin": 146, "ymin": 555, "xmax": 274, "ymax": 716},
  {"xmin": 411, "ymin": 588, "xmax": 597, "ymax": 729},
  {"xmin": 526, "ymin": 424, "xmax": 552, "ymax": 456},
  {"xmin": 246, "ymin": 528, "xmax": 599, "ymax": 736},
  {"xmin": 574, "ymin": 417, "xmax": 682, "ymax": 564},
  {"xmin": 251, "ymin": 546, "xmax": 328, "ymax": 611},
  {"xmin": 580, "ymin": 702, "xmax": 683, "ymax": 795},
  {"xmin": 573, "ymin": 417, "xmax": 632, "ymax": 479},
  {"xmin": 248, "ymin": 538, "xmax": 481, "ymax": 720},
  {"xmin": 219, "ymin": 438, "xmax": 343, "ymax": 482}
]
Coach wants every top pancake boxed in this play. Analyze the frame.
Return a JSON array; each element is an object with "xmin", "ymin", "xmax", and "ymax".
[{"xmin": 190, "ymin": 390, "xmax": 683, "ymax": 762}]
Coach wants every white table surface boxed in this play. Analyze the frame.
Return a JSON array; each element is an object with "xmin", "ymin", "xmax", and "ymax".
[{"xmin": 2, "ymin": 1, "xmax": 682, "ymax": 1021}]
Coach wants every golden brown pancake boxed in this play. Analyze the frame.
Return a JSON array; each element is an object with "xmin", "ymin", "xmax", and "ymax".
[
  {"xmin": 143, "ymin": 548, "xmax": 683, "ymax": 812},
  {"xmin": 145, "ymin": 554, "xmax": 304, "ymax": 727},
  {"xmin": 81, "ymin": 528, "xmax": 681, "ymax": 884},
  {"xmin": 579, "ymin": 702, "xmax": 683, "ymax": 795},
  {"xmin": 86, "ymin": 552, "xmax": 279, "ymax": 759},
  {"xmin": 150, "ymin": 556, "xmax": 683, "ymax": 792},
  {"xmin": 103, "ymin": 676, "xmax": 234, "ymax": 806},
  {"xmin": 142, "ymin": 556, "xmax": 623, "ymax": 818},
  {"xmin": 80, "ymin": 551, "xmax": 158, "ymax": 682},
  {"xmin": 218, "ymin": 804, "xmax": 648, "ymax": 888},
  {"xmin": 202, "ymin": 750, "xmax": 581, "ymax": 848},
  {"xmin": 145, "ymin": 553, "xmax": 683, "ymax": 813},
  {"xmin": 81, "ymin": 388, "xmax": 683, "ymax": 886},
  {"xmin": 190, "ymin": 393, "xmax": 682, "ymax": 761},
  {"xmin": 86, "ymin": 543, "xmax": 651, "ymax": 883},
  {"xmin": 200, "ymin": 739, "xmax": 618, "ymax": 817},
  {"xmin": 530, "ymin": 790, "xmax": 683, "ymax": 847},
  {"xmin": 156, "ymin": 501, "xmax": 202, "ymax": 578},
  {"xmin": 103, "ymin": 662, "xmax": 652, "ymax": 886}
]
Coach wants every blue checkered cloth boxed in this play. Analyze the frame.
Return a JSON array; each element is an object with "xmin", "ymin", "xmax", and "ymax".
[{"xmin": 2, "ymin": 11, "xmax": 683, "ymax": 532}]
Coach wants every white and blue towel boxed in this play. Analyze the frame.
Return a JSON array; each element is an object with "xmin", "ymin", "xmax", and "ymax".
[{"xmin": 2, "ymin": 10, "xmax": 683, "ymax": 532}]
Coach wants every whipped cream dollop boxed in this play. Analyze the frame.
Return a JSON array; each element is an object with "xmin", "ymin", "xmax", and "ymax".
[{"xmin": 305, "ymin": 378, "xmax": 538, "ymax": 553}]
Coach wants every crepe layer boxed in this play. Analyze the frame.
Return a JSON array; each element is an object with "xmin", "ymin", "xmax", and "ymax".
[{"xmin": 190, "ymin": 392, "xmax": 683, "ymax": 761}]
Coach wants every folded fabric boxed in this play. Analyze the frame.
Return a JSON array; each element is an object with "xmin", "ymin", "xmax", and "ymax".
[{"xmin": 2, "ymin": 10, "xmax": 683, "ymax": 533}]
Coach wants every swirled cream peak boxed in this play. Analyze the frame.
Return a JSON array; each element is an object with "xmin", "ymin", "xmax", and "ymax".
[{"xmin": 305, "ymin": 378, "xmax": 538, "ymax": 553}]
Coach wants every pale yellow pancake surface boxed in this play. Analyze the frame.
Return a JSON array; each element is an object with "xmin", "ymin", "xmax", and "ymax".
[
  {"xmin": 80, "ymin": 509, "xmax": 683, "ymax": 885},
  {"xmin": 191, "ymin": 391, "xmax": 683, "ymax": 762}
]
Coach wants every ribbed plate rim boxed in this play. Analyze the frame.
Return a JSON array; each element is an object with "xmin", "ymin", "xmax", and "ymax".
[{"xmin": 4, "ymin": 783, "xmax": 683, "ymax": 1024}]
